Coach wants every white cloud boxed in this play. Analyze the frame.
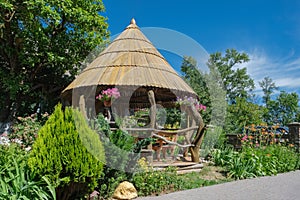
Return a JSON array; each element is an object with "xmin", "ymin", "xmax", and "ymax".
[
  {"xmin": 285, "ymin": 57, "xmax": 300, "ymax": 71},
  {"xmin": 235, "ymin": 48, "xmax": 300, "ymax": 92},
  {"xmin": 276, "ymin": 77, "xmax": 300, "ymax": 88}
]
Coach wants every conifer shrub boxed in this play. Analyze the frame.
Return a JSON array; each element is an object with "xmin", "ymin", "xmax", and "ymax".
[{"xmin": 28, "ymin": 104, "xmax": 105, "ymax": 200}]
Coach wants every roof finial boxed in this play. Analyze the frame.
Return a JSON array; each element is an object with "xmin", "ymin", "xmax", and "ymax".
[{"xmin": 130, "ymin": 18, "xmax": 136, "ymax": 25}]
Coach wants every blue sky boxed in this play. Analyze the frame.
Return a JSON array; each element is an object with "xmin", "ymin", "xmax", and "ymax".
[{"xmin": 103, "ymin": 0, "xmax": 300, "ymax": 97}]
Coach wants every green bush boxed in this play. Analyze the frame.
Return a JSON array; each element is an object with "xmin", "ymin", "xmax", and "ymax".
[
  {"xmin": 132, "ymin": 158, "xmax": 226, "ymax": 196},
  {"xmin": 96, "ymin": 128, "xmax": 134, "ymax": 199},
  {"xmin": 133, "ymin": 160, "xmax": 182, "ymax": 196},
  {"xmin": 28, "ymin": 104, "xmax": 105, "ymax": 200},
  {"xmin": 201, "ymin": 126, "xmax": 224, "ymax": 157},
  {"xmin": 0, "ymin": 145, "xmax": 55, "ymax": 200},
  {"xmin": 212, "ymin": 144, "xmax": 300, "ymax": 180},
  {"xmin": 156, "ymin": 108, "xmax": 185, "ymax": 128},
  {"xmin": 9, "ymin": 113, "xmax": 48, "ymax": 148},
  {"xmin": 91, "ymin": 114, "xmax": 152, "ymax": 199},
  {"xmin": 211, "ymin": 147, "xmax": 236, "ymax": 167}
]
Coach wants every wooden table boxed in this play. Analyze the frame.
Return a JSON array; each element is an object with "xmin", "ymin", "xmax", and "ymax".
[{"xmin": 152, "ymin": 129, "xmax": 178, "ymax": 161}]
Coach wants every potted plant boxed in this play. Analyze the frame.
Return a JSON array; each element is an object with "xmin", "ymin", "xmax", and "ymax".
[
  {"xmin": 176, "ymin": 96, "xmax": 206, "ymax": 113},
  {"xmin": 96, "ymin": 87, "xmax": 121, "ymax": 107}
]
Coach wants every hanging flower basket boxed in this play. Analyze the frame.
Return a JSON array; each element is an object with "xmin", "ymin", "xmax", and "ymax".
[
  {"xmin": 176, "ymin": 96, "xmax": 206, "ymax": 113},
  {"xmin": 96, "ymin": 87, "xmax": 121, "ymax": 107}
]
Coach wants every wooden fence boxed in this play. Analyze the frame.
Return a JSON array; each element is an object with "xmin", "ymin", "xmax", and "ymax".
[{"xmin": 226, "ymin": 122, "xmax": 300, "ymax": 151}]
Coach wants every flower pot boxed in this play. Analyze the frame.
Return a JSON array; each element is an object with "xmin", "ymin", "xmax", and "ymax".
[{"xmin": 103, "ymin": 100, "xmax": 112, "ymax": 107}]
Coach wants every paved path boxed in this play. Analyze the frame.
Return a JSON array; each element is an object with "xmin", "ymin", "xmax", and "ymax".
[{"xmin": 137, "ymin": 170, "xmax": 300, "ymax": 200}]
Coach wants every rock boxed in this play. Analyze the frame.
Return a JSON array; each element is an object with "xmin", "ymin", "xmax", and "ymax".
[
  {"xmin": 0, "ymin": 122, "xmax": 11, "ymax": 135},
  {"xmin": 112, "ymin": 181, "xmax": 138, "ymax": 200},
  {"xmin": 0, "ymin": 136, "xmax": 10, "ymax": 145}
]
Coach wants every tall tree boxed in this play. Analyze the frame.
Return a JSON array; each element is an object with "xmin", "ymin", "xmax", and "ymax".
[
  {"xmin": 259, "ymin": 76, "xmax": 278, "ymax": 105},
  {"xmin": 259, "ymin": 76, "xmax": 278, "ymax": 123},
  {"xmin": 207, "ymin": 49, "xmax": 255, "ymax": 104},
  {"xmin": 268, "ymin": 91, "xmax": 299, "ymax": 126},
  {"xmin": 0, "ymin": 0, "xmax": 109, "ymax": 121}
]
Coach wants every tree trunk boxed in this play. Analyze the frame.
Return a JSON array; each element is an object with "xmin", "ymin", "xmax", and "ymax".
[
  {"xmin": 56, "ymin": 181, "xmax": 89, "ymax": 200},
  {"xmin": 0, "ymin": 95, "xmax": 12, "ymax": 122},
  {"xmin": 182, "ymin": 104, "xmax": 206, "ymax": 163},
  {"xmin": 190, "ymin": 126, "xmax": 206, "ymax": 163}
]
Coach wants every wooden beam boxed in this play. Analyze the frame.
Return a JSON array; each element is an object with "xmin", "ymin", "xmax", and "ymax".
[
  {"xmin": 152, "ymin": 133, "xmax": 194, "ymax": 148},
  {"xmin": 115, "ymin": 126, "xmax": 198, "ymax": 134}
]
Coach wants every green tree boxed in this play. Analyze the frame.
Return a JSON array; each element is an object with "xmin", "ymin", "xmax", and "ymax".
[
  {"xmin": 207, "ymin": 49, "xmax": 255, "ymax": 104},
  {"xmin": 295, "ymin": 110, "xmax": 300, "ymax": 122},
  {"xmin": 225, "ymin": 97, "xmax": 265, "ymax": 133},
  {"xmin": 180, "ymin": 56, "xmax": 227, "ymax": 126},
  {"xmin": 206, "ymin": 49, "xmax": 257, "ymax": 133},
  {"xmin": 28, "ymin": 104, "xmax": 105, "ymax": 200},
  {"xmin": 259, "ymin": 76, "xmax": 278, "ymax": 123},
  {"xmin": 259, "ymin": 76, "xmax": 278, "ymax": 105},
  {"xmin": 0, "ymin": 0, "xmax": 109, "ymax": 121},
  {"xmin": 181, "ymin": 56, "xmax": 211, "ymax": 123},
  {"xmin": 268, "ymin": 91, "xmax": 299, "ymax": 125}
]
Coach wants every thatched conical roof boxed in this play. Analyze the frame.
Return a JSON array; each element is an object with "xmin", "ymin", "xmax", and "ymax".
[{"xmin": 61, "ymin": 19, "xmax": 197, "ymax": 105}]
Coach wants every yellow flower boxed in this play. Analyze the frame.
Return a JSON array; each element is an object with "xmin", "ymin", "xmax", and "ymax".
[{"xmin": 137, "ymin": 157, "xmax": 151, "ymax": 172}]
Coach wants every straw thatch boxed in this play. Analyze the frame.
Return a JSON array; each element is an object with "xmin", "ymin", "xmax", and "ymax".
[{"xmin": 61, "ymin": 18, "xmax": 197, "ymax": 107}]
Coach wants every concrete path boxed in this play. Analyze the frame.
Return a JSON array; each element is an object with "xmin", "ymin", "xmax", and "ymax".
[{"xmin": 137, "ymin": 170, "xmax": 300, "ymax": 200}]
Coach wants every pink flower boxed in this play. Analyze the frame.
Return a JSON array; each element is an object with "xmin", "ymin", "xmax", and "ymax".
[
  {"xmin": 176, "ymin": 96, "xmax": 206, "ymax": 113},
  {"xmin": 194, "ymin": 103, "xmax": 206, "ymax": 112},
  {"xmin": 96, "ymin": 87, "xmax": 121, "ymax": 101},
  {"xmin": 255, "ymin": 141, "xmax": 260, "ymax": 147},
  {"xmin": 102, "ymin": 90, "xmax": 108, "ymax": 95},
  {"xmin": 200, "ymin": 104, "xmax": 206, "ymax": 111},
  {"xmin": 89, "ymin": 190, "xmax": 99, "ymax": 198},
  {"xmin": 96, "ymin": 94, "xmax": 103, "ymax": 100},
  {"xmin": 241, "ymin": 135, "xmax": 248, "ymax": 141}
]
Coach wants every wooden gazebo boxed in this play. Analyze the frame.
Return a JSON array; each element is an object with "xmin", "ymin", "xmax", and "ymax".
[{"xmin": 61, "ymin": 19, "xmax": 205, "ymax": 163}]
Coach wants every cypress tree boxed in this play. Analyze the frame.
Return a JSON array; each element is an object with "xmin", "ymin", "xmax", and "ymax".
[{"xmin": 28, "ymin": 104, "xmax": 105, "ymax": 200}]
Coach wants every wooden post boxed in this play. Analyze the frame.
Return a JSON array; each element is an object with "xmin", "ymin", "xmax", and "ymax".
[
  {"xmin": 144, "ymin": 90, "xmax": 156, "ymax": 163},
  {"xmin": 183, "ymin": 104, "xmax": 205, "ymax": 163},
  {"xmin": 148, "ymin": 90, "xmax": 156, "ymax": 129},
  {"xmin": 79, "ymin": 95, "xmax": 88, "ymax": 119},
  {"xmin": 288, "ymin": 122, "xmax": 300, "ymax": 152},
  {"xmin": 183, "ymin": 116, "xmax": 195, "ymax": 157}
]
